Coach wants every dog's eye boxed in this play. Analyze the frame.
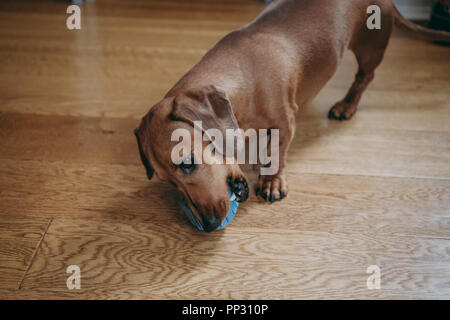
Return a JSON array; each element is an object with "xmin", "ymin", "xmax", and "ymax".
[{"xmin": 180, "ymin": 154, "xmax": 195, "ymax": 174}]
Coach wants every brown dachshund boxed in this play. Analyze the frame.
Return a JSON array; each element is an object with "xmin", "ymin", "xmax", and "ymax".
[{"xmin": 135, "ymin": 0, "xmax": 450, "ymax": 232}]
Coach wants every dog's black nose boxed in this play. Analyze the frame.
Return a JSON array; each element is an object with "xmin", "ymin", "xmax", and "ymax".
[
  {"xmin": 228, "ymin": 176, "xmax": 249, "ymax": 202},
  {"xmin": 202, "ymin": 215, "xmax": 221, "ymax": 232}
]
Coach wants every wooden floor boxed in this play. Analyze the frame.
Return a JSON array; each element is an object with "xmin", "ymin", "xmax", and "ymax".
[{"xmin": 0, "ymin": 0, "xmax": 449, "ymax": 299}]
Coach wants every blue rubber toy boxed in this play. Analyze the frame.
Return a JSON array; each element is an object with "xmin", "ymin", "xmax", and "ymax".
[{"xmin": 181, "ymin": 189, "xmax": 239, "ymax": 231}]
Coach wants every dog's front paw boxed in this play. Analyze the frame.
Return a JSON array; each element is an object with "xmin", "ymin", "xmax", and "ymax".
[{"xmin": 256, "ymin": 173, "xmax": 288, "ymax": 203}]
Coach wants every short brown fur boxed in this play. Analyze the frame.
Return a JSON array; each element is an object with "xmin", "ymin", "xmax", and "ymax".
[{"xmin": 135, "ymin": 0, "xmax": 450, "ymax": 231}]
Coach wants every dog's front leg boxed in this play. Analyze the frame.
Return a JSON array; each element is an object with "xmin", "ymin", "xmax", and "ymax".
[{"xmin": 256, "ymin": 114, "xmax": 295, "ymax": 203}]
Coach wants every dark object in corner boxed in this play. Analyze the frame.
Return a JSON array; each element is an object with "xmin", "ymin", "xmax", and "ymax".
[{"xmin": 430, "ymin": 1, "xmax": 450, "ymax": 32}]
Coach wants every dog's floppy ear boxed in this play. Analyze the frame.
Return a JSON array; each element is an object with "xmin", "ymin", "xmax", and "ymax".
[
  {"xmin": 170, "ymin": 85, "xmax": 239, "ymax": 138},
  {"xmin": 134, "ymin": 127, "xmax": 154, "ymax": 180}
]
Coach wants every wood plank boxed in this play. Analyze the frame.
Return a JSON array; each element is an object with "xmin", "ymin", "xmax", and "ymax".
[
  {"xmin": 0, "ymin": 158, "xmax": 448, "ymax": 238},
  {"xmin": 0, "ymin": 214, "xmax": 50, "ymax": 289},
  {"xmin": 10, "ymin": 218, "xmax": 450, "ymax": 299},
  {"xmin": 0, "ymin": 0, "xmax": 265, "ymax": 21},
  {"xmin": 288, "ymin": 117, "xmax": 450, "ymax": 179},
  {"xmin": 0, "ymin": 113, "xmax": 139, "ymax": 165},
  {"xmin": 1, "ymin": 110, "xmax": 449, "ymax": 180},
  {"xmin": 0, "ymin": 47, "xmax": 448, "ymax": 120}
]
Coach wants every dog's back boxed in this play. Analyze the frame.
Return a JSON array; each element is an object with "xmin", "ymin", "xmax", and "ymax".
[{"xmin": 169, "ymin": 0, "xmax": 394, "ymax": 110}]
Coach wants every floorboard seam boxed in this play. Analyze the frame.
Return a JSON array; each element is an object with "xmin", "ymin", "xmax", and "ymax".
[
  {"xmin": 285, "ymin": 170, "xmax": 450, "ymax": 181},
  {"xmin": 17, "ymin": 218, "xmax": 53, "ymax": 290}
]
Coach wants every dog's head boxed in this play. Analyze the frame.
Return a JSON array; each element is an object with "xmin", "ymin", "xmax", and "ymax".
[{"xmin": 135, "ymin": 85, "xmax": 249, "ymax": 232}]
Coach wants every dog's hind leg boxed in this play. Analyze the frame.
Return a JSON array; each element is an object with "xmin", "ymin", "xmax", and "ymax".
[
  {"xmin": 329, "ymin": 7, "xmax": 394, "ymax": 120},
  {"xmin": 328, "ymin": 48, "xmax": 386, "ymax": 120}
]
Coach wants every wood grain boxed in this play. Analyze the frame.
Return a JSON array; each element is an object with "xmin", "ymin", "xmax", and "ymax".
[
  {"xmin": 0, "ymin": 158, "xmax": 449, "ymax": 238},
  {"xmin": 0, "ymin": 0, "xmax": 449, "ymax": 299},
  {"xmin": 14, "ymin": 218, "xmax": 450, "ymax": 299},
  {"xmin": 0, "ymin": 214, "xmax": 50, "ymax": 289}
]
